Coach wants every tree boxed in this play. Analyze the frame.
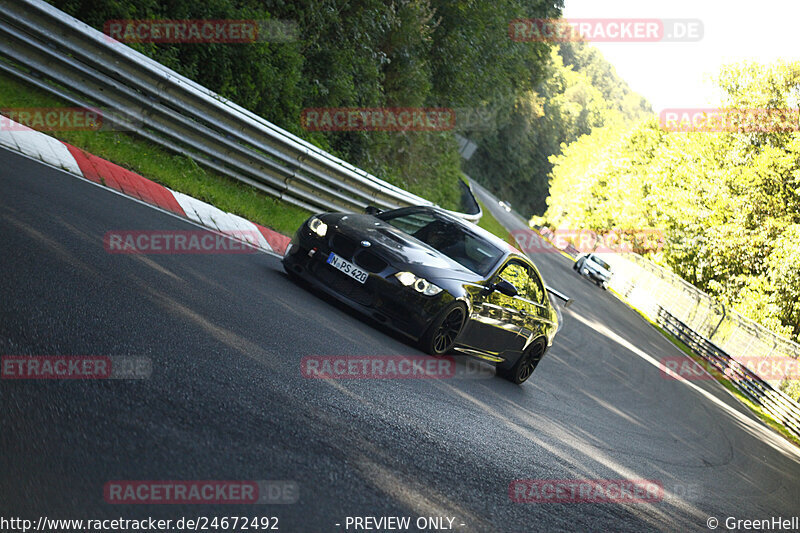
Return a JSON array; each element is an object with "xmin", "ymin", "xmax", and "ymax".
[{"xmin": 543, "ymin": 59, "xmax": 800, "ymax": 344}]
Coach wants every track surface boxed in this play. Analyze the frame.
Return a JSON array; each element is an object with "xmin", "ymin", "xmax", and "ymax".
[{"xmin": 1, "ymin": 148, "xmax": 799, "ymax": 532}]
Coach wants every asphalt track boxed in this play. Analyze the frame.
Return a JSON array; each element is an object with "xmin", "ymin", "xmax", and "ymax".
[{"xmin": 1, "ymin": 147, "xmax": 799, "ymax": 532}]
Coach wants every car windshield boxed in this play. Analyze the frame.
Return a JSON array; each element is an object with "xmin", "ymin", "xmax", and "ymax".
[
  {"xmin": 590, "ymin": 255, "xmax": 611, "ymax": 270},
  {"xmin": 378, "ymin": 209, "xmax": 504, "ymax": 275}
]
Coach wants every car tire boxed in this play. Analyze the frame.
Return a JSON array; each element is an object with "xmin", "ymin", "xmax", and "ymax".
[
  {"xmin": 497, "ymin": 339, "xmax": 546, "ymax": 385},
  {"xmin": 419, "ymin": 302, "xmax": 467, "ymax": 355},
  {"xmin": 283, "ymin": 263, "xmax": 301, "ymax": 283}
]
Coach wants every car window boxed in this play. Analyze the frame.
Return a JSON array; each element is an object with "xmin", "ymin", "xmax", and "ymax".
[
  {"xmin": 527, "ymin": 267, "xmax": 546, "ymax": 304},
  {"xmin": 589, "ymin": 255, "xmax": 611, "ymax": 270},
  {"xmin": 379, "ymin": 209, "xmax": 504, "ymax": 275},
  {"xmin": 497, "ymin": 261, "xmax": 545, "ymax": 304},
  {"xmin": 380, "ymin": 211, "xmax": 436, "ymax": 235}
]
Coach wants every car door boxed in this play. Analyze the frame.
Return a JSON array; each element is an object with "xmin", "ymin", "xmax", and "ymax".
[
  {"xmin": 459, "ymin": 260, "xmax": 532, "ymax": 358},
  {"xmin": 512, "ymin": 262, "xmax": 553, "ymax": 345}
]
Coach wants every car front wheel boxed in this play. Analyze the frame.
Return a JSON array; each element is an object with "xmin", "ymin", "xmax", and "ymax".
[{"xmin": 419, "ymin": 302, "xmax": 467, "ymax": 355}]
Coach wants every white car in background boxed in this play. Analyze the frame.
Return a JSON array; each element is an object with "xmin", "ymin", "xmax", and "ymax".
[
  {"xmin": 498, "ymin": 200, "xmax": 512, "ymax": 212},
  {"xmin": 573, "ymin": 253, "xmax": 611, "ymax": 289}
]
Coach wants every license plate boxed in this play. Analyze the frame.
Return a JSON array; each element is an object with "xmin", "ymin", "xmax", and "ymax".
[{"xmin": 326, "ymin": 252, "xmax": 368, "ymax": 284}]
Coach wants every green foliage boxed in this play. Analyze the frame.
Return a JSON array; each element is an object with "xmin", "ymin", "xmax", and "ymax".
[
  {"xmin": 427, "ymin": 0, "xmax": 559, "ymax": 106},
  {"xmin": 464, "ymin": 42, "xmax": 651, "ymax": 215},
  {"xmin": 51, "ymin": 0, "xmax": 306, "ymax": 131},
  {"xmin": 41, "ymin": 1, "xmax": 650, "ymax": 223},
  {"xmin": 45, "ymin": 0, "xmax": 574, "ymax": 212},
  {"xmin": 544, "ymin": 60, "xmax": 800, "ymax": 343}
]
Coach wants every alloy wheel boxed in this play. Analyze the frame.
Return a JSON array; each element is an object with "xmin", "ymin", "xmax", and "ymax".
[{"xmin": 432, "ymin": 307, "xmax": 465, "ymax": 353}]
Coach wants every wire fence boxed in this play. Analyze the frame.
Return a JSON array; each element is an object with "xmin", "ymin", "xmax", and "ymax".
[
  {"xmin": 536, "ymin": 227, "xmax": 800, "ymax": 404},
  {"xmin": 604, "ymin": 253, "xmax": 800, "ymax": 368},
  {"xmin": 658, "ymin": 308, "xmax": 800, "ymax": 438}
]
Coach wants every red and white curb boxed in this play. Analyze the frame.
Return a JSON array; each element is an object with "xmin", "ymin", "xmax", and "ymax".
[{"xmin": 0, "ymin": 118, "xmax": 291, "ymax": 254}]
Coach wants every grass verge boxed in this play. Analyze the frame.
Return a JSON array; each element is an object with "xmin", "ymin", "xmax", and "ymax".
[
  {"xmin": 474, "ymin": 197, "xmax": 513, "ymax": 242},
  {"xmin": 611, "ymin": 288, "xmax": 800, "ymax": 448},
  {"xmin": 0, "ymin": 75, "xmax": 311, "ymax": 235}
]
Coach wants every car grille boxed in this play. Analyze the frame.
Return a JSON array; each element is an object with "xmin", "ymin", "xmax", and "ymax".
[
  {"xmin": 331, "ymin": 234, "xmax": 357, "ymax": 259},
  {"xmin": 314, "ymin": 263, "xmax": 374, "ymax": 306},
  {"xmin": 331, "ymin": 232, "xmax": 387, "ymax": 273},
  {"xmin": 354, "ymin": 251, "xmax": 387, "ymax": 273}
]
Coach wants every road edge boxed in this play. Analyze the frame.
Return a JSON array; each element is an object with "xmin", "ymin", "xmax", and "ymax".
[{"xmin": 0, "ymin": 117, "xmax": 291, "ymax": 255}]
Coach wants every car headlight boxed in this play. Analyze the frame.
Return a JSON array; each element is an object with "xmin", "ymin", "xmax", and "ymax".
[
  {"xmin": 394, "ymin": 271, "xmax": 442, "ymax": 296},
  {"xmin": 308, "ymin": 216, "xmax": 328, "ymax": 238}
]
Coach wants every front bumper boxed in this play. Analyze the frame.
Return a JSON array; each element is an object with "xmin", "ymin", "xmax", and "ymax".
[
  {"xmin": 282, "ymin": 227, "xmax": 455, "ymax": 341},
  {"xmin": 581, "ymin": 265, "xmax": 609, "ymax": 283}
]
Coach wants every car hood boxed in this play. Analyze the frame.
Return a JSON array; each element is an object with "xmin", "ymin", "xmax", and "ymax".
[{"xmin": 326, "ymin": 213, "xmax": 486, "ymax": 282}]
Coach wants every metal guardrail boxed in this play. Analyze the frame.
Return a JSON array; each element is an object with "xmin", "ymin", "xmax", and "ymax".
[
  {"xmin": 535, "ymin": 226, "xmax": 800, "ymax": 410},
  {"xmin": 658, "ymin": 308, "xmax": 800, "ymax": 439},
  {"xmin": 0, "ymin": 0, "xmax": 481, "ymax": 221},
  {"xmin": 602, "ymin": 252, "xmax": 800, "ymax": 372}
]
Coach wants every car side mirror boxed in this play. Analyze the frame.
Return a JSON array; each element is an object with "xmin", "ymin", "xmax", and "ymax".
[
  {"xmin": 493, "ymin": 279, "xmax": 518, "ymax": 297},
  {"xmin": 364, "ymin": 205, "xmax": 382, "ymax": 215}
]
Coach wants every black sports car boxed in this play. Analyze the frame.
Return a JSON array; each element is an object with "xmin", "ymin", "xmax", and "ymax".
[{"xmin": 283, "ymin": 206, "xmax": 564, "ymax": 384}]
